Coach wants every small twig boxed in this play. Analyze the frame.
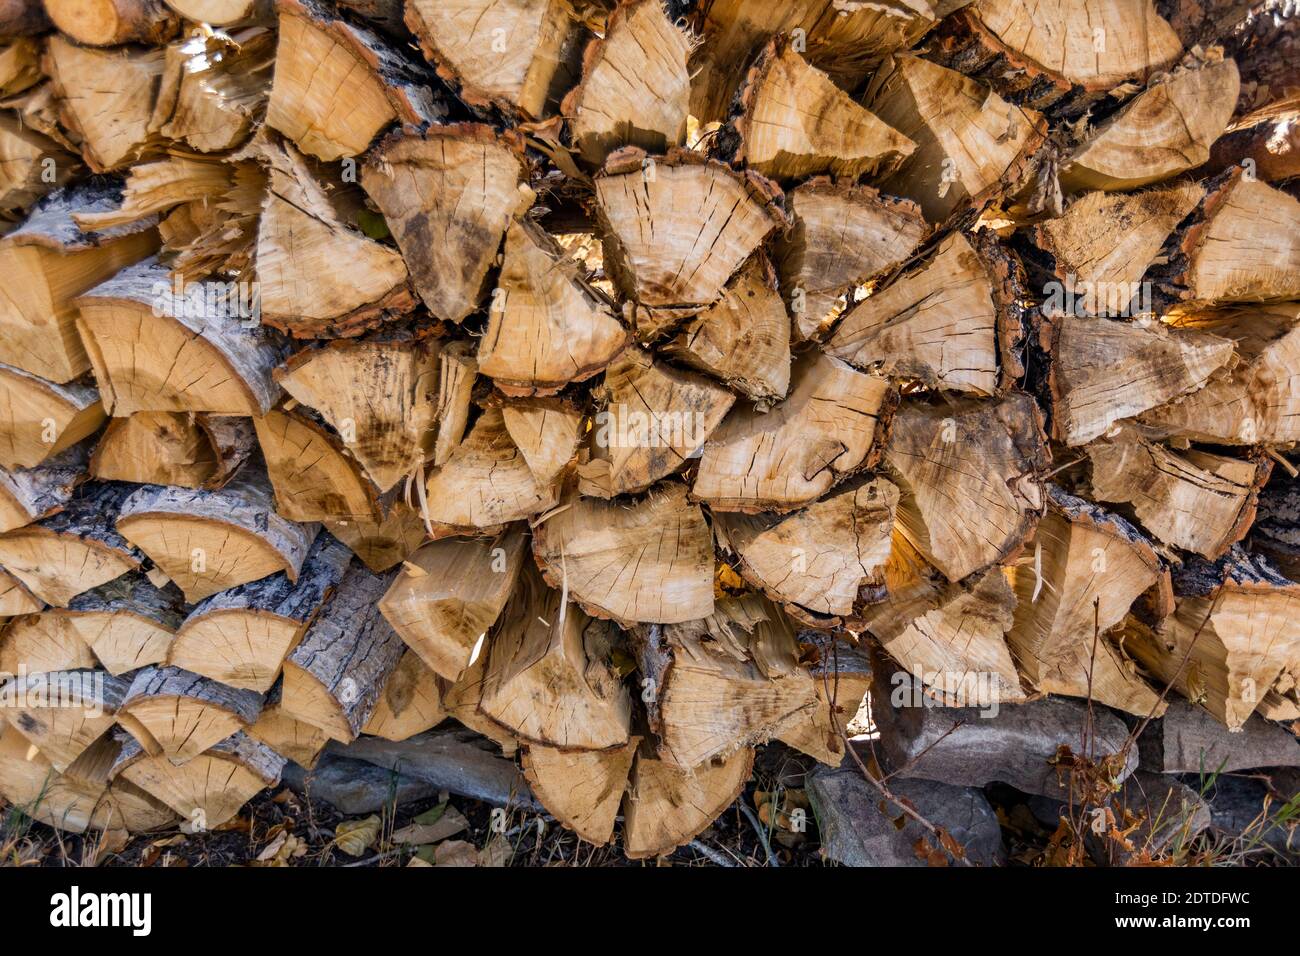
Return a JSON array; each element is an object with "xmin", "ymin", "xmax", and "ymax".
[
  {"xmin": 738, "ymin": 801, "xmax": 778, "ymax": 867},
  {"xmin": 688, "ymin": 839, "xmax": 735, "ymax": 867}
]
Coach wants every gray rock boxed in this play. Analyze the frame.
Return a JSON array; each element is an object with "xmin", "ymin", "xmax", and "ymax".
[
  {"xmin": 869, "ymin": 671, "xmax": 1138, "ymax": 798},
  {"xmin": 1111, "ymin": 769, "xmax": 1212, "ymax": 855},
  {"xmin": 1138, "ymin": 700, "xmax": 1300, "ymax": 773},
  {"xmin": 1199, "ymin": 774, "xmax": 1299, "ymax": 858},
  {"xmin": 807, "ymin": 766, "xmax": 1005, "ymax": 866},
  {"xmin": 284, "ymin": 754, "xmax": 439, "ymax": 814}
]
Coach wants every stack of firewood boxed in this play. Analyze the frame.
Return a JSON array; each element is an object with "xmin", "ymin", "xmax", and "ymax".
[{"xmin": 0, "ymin": 0, "xmax": 1297, "ymax": 862}]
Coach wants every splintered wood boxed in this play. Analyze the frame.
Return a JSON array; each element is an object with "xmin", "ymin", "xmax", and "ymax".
[{"xmin": 1, "ymin": 0, "xmax": 1298, "ymax": 866}]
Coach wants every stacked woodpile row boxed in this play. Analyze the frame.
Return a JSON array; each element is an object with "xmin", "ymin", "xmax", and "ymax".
[{"xmin": 0, "ymin": 0, "xmax": 1297, "ymax": 863}]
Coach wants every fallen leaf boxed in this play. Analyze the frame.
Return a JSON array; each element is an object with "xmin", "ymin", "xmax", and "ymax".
[
  {"xmin": 433, "ymin": 840, "xmax": 479, "ymax": 867},
  {"xmin": 334, "ymin": 815, "xmax": 381, "ymax": 857},
  {"xmin": 392, "ymin": 806, "xmax": 468, "ymax": 845}
]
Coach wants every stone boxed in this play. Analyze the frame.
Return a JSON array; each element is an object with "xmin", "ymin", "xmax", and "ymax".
[{"xmin": 1138, "ymin": 700, "xmax": 1300, "ymax": 773}]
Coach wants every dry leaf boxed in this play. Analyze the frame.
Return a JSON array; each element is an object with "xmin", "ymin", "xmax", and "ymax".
[
  {"xmin": 334, "ymin": 815, "xmax": 381, "ymax": 857},
  {"xmin": 391, "ymin": 806, "xmax": 468, "ymax": 845},
  {"xmin": 433, "ymin": 840, "xmax": 480, "ymax": 867}
]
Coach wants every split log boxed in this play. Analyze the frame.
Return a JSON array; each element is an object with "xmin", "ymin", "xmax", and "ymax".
[
  {"xmin": 1167, "ymin": 170, "xmax": 1300, "ymax": 305},
  {"xmin": 280, "ymin": 563, "xmax": 404, "ymax": 742},
  {"xmin": 774, "ymin": 639, "xmax": 873, "ymax": 766},
  {"xmin": 532, "ymin": 482, "xmax": 714, "ymax": 626},
  {"xmin": 478, "ymin": 219, "xmax": 628, "ymax": 395},
  {"xmin": 0, "ymin": 669, "xmax": 125, "ymax": 771},
  {"xmin": 118, "ymin": 665, "xmax": 263, "ymax": 763},
  {"xmin": 275, "ymin": 332, "xmax": 439, "ymax": 493},
  {"xmin": 662, "ymin": 254, "xmax": 791, "ymax": 402},
  {"xmin": 321, "ymin": 502, "xmax": 425, "ymax": 573},
  {"xmin": 0, "ymin": 610, "xmax": 98, "ymax": 673},
  {"xmin": 1138, "ymin": 303, "xmax": 1300, "ymax": 445},
  {"xmin": 160, "ymin": 0, "xmax": 271, "ymax": 25},
  {"xmin": 422, "ymin": 407, "xmax": 559, "ymax": 535},
  {"xmin": 714, "ymin": 477, "xmax": 898, "ymax": 625},
  {"xmin": 731, "ymin": 36, "xmax": 915, "ymax": 182},
  {"xmin": 636, "ymin": 598, "xmax": 816, "ymax": 768},
  {"xmin": 110, "ymin": 730, "xmax": 285, "ymax": 829},
  {"xmin": 824, "ymin": 232, "xmax": 1000, "ymax": 395},
  {"xmin": 478, "ymin": 563, "xmax": 632, "ymax": 751},
  {"xmin": 622, "ymin": 745, "xmax": 754, "ymax": 859},
  {"xmin": 0, "ymin": 35, "xmax": 42, "ymax": 97},
  {"xmin": 563, "ymin": 0, "xmax": 690, "ymax": 165},
  {"xmin": 432, "ymin": 340, "xmax": 476, "ymax": 467},
  {"xmin": 595, "ymin": 149, "xmax": 788, "ymax": 332},
  {"xmin": 1206, "ymin": 107, "xmax": 1300, "ymax": 185},
  {"xmin": 501, "ymin": 400, "xmax": 584, "ymax": 488},
  {"xmin": 44, "ymin": 0, "xmax": 179, "ymax": 47},
  {"xmin": 0, "ymin": 481, "xmax": 142, "ymax": 607},
  {"xmin": 254, "ymin": 408, "xmax": 380, "ymax": 522},
  {"xmin": 693, "ymin": 352, "xmax": 893, "ymax": 513},
  {"xmin": 90, "ymin": 412, "xmax": 254, "ymax": 490},
  {"xmin": 863, "ymin": 54, "xmax": 1046, "ymax": 222},
  {"xmin": 0, "ymin": 364, "xmax": 104, "ymax": 471},
  {"xmin": 361, "ymin": 648, "xmax": 445, "ymax": 741},
  {"xmin": 266, "ymin": 0, "xmax": 441, "ymax": 161},
  {"xmin": 115, "ymin": 470, "xmax": 318, "ymax": 602},
  {"xmin": 1032, "ymin": 183, "xmax": 1204, "ymax": 316},
  {"xmin": 440, "ymin": 648, "xmax": 519, "ymax": 756},
  {"xmin": 361, "ymin": 125, "xmax": 531, "ymax": 324},
  {"xmin": 378, "ymin": 528, "xmax": 527, "ymax": 682},
  {"xmin": 1251, "ymin": 475, "xmax": 1300, "ymax": 580},
  {"xmin": 686, "ymin": 0, "xmax": 937, "ymax": 123},
  {"xmin": 246, "ymin": 681, "xmax": 331, "ymax": 769},
  {"xmin": 1060, "ymin": 54, "xmax": 1238, "ymax": 191},
  {"xmin": 1045, "ymin": 314, "xmax": 1234, "ymax": 446},
  {"xmin": 1127, "ymin": 546, "xmax": 1300, "ymax": 728},
  {"xmin": 933, "ymin": 0, "xmax": 1183, "ymax": 110},
  {"xmin": 76, "ymin": 257, "xmax": 287, "ymax": 417},
  {"xmin": 16, "ymin": 573, "xmax": 183, "ymax": 676},
  {"xmin": 1005, "ymin": 487, "xmax": 1167, "ymax": 717},
  {"xmin": 579, "ymin": 346, "xmax": 734, "ymax": 498},
  {"xmin": 0, "ymin": 440, "xmax": 87, "ymax": 533},
  {"xmin": 0, "ymin": 115, "xmax": 74, "ymax": 228},
  {"xmin": 773, "ymin": 180, "xmax": 928, "ymax": 342},
  {"xmin": 0, "ymin": 181, "xmax": 159, "ymax": 383},
  {"xmin": 0, "ymin": 568, "xmax": 41, "ymax": 617},
  {"xmin": 403, "ymin": 0, "xmax": 580, "ymax": 119},
  {"xmin": 44, "ymin": 35, "xmax": 166, "ymax": 171},
  {"xmin": 858, "ymin": 538, "xmax": 1025, "ymax": 707},
  {"xmin": 157, "ymin": 27, "xmax": 274, "ymax": 153},
  {"xmin": 1086, "ymin": 427, "xmax": 1270, "ymax": 558},
  {"xmin": 521, "ymin": 737, "xmax": 638, "ymax": 845},
  {"xmin": 883, "ymin": 393, "xmax": 1047, "ymax": 582},
  {"xmin": 167, "ymin": 532, "xmax": 352, "ymax": 692},
  {"xmin": 66, "ymin": 158, "xmax": 233, "ymax": 233}
]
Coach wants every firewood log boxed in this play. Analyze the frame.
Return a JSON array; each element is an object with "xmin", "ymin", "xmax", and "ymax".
[
  {"xmin": 157, "ymin": 27, "xmax": 274, "ymax": 153},
  {"xmin": 66, "ymin": 158, "xmax": 233, "ymax": 236},
  {"xmin": 774, "ymin": 639, "xmax": 873, "ymax": 766},
  {"xmin": 635, "ymin": 597, "xmax": 816, "ymax": 768},
  {"xmin": 110, "ymin": 730, "xmax": 285, "ymax": 829},
  {"xmin": 432, "ymin": 340, "xmax": 476, "ymax": 467},
  {"xmin": 1206, "ymin": 108, "xmax": 1300, "ymax": 185},
  {"xmin": 0, "ymin": 181, "xmax": 160, "ymax": 383},
  {"xmin": 275, "ymin": 332, "xmax": 439, "ymax": 493},
  {"xmin": 440, "ymin": 649, "xmax": 519, "ymax": 756},
  {"xmin": 1127, "ymin": 546, "xmax": 1300, "ymax": 728},
  {"xmin": 76, "ymin": 258, "xmax": 287, "ymax": 417},
  {"xmin": 1032, "ymin": 183, "xmax": 1204, "ymax": 316},
  {"xmin": 266, "ymin": 0, "xmax": 442, "ymax": 161},
  {"xmin": 521, "ymin": 737, "xmax": 638, "ymax": 845},
  {"xmin": 693, "ymin": 352, "xmax": 893, "ymax": 513},
  {"xmin": 361, "ymin": 648, "xmax": 445, "ymax": 741},
  {"xmin": 714, "ymin": 477, "xmax": 898, "ymax": 625},
  {"xmin": 501, "ymin": 399, "xmax": 584, "ymax": 488},
  {"xmin": 378, "ymin": 528, "xmax": 527, "ymax": 681},
  {"xmin": 167, "ymin": 531, "xmax": 352, "ymax": 692},
  {"xmin": 0, "ymin": 481, "xmax": 142, "ymax": 606},
  {"xmin": 1251, "ymin": 475, "xmax": 1300, "ymax": 580},
  {"xmin": 532, "ymin": 482, "xmax": 714, "ymax": 625},
  {"xmin": 0, "ymin": 568, "xmax": 41, "ymax": 617},
  {"xmin": 89, "ymin": 413, "xmax": 254, "ymax": 490},
  {"xmin": 1005, "ymin": 487, "xmax": 1167, "ymax": 717},
  {"xmin": 115, "ymin": 469, "xmax": 318, "ymax": 602},
  {"xmin": 857, "ymin": 534, "xmax": 1025, "ymax": 707},
  {"xmin": 884, "ymin": 393, "xmax": 1047, "ymax": 582},
  {"xmin": 1086, "ymin": 426, "xmax": 1270, "ymax": 558},
  {"xmin": 1060, "ymin": 54, "xmax": 1238, "ymax": 191},
  {"xmin": 578, "ymin": 346, "xmax": 733, "ymax": 497},
  {"xmin": 824, "ymin": 232, "xmax": 1001, "ymax": 394},
  {"xmin": 662, "ymin": 254, "xmax": 791, "ymax": 402},
  {"xmin": 254, "ymin": 407, "xmax": 380, "ymax": 522},
  {"xmin": 44, "ymin": 0, "xmax": 179, "ymax": 47},
  {"xmin": 0, "ymin": 439, "xmax": 87, "ymax": 533},
  {"xmin": 0, "ymin": 609, "xmax": 98, "ymax": 673},
  {"xmin": 478, "ymin": 219, "xmax": 628, "ymax": 395},
  {"xmin": 321, "ymin": 506, "xmax": 426, "ymax": 574},
  {"xmin": 160, "ymin": 0, "xmax": 271, "ymax": 25},
  {"xmin": 0, "ymin": 668, "xmax": 126, "ymax": 775},
  {"xmin": 0, "ymin": 363, "xmax": 103, "ymax": 471},
  {"xmin": 561, "ymin": 0, "xmax": 689, "ymax": 167},
  {"xmin": 863, "ymin": 54, "xmax": 1046, "ymax": 222},
  {"xmin": 280, "ymin": 562, "xmax": 404, "ymax": 743},
  {"xmin": 1046, "ymin": 314, "xmax": 1235, "ymax": 445},
  {"xmin": 0, "ymin": 0, "xmax": 51, "ymax": 34},
  {"xmin": 44, "ymin": 35, "xmax": 166, "ymax": 171},
  {"xmin": 0, "ymin": 115, "xmax": 76, "ymax": 229},
  {"xmin": 246, "ymin": 680, "xmax": 330, "ymax": 768},
  {"xmin": 622, "ymin": 745, "xmax": 753, "ymax": 859},
  {"xmin": 730, "ymin": 36, "xmax": 915, "ymax": 182},
  {"xmin": 403, "ymin": 0, "xmax": 581, "ymax": 120},
  {"xmin": 118, "ymin": 665, "xmax": 263, "ymax": 763},
  {"xmin": 361, "ymin": 125, "xmax": 531, "ymax": 324}
]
